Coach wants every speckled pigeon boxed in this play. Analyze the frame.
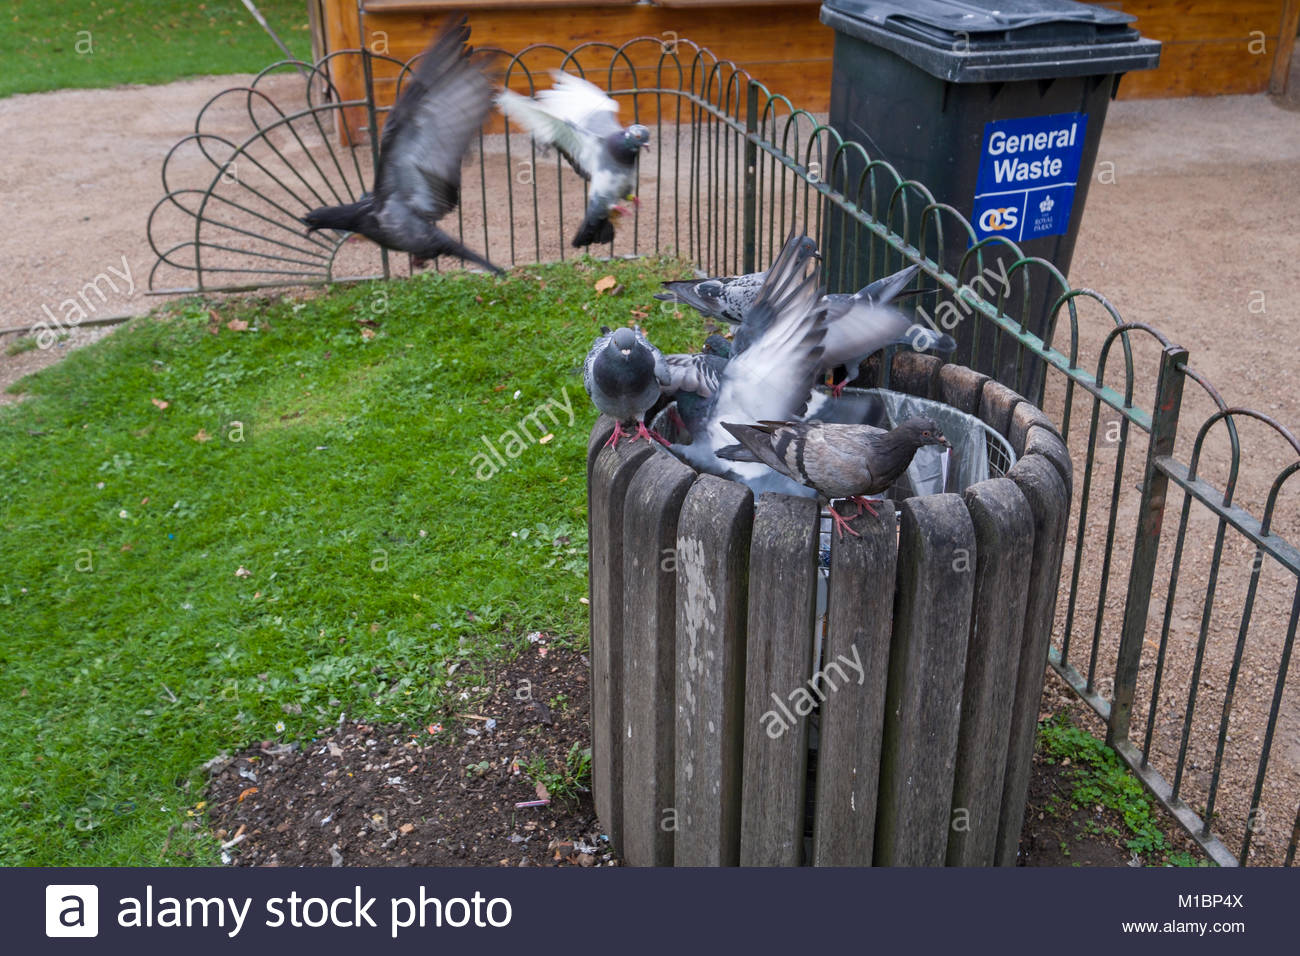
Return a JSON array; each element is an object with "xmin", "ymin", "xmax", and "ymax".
[
  {"xmin": 655, "ymin": 236, "xmax": 821, "ymax": 329},
  {"xmin": 497, "ymin": 72, "xmax": 650, "ymax": 247},
  {"xmin": 584, "ymin": 326, "xmax": 668, "ymax": 448},
  {"xmin": 718, "ymin": 417, "xmax": 950, "ymax": 537},
  {"xmin": 818, "ymin": 264, "xmax": 948, "ymax": 395},
  {"xmin": 301, "ymin": 17, "xmax": 501, "ymax": 274},
  {"xmin": 665, "ymin": 233, "xmax": 829, "ymax": 498}
]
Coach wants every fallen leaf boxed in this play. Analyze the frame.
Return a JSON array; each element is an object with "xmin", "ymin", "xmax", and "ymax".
[
  {"xmin": 237, "ymin": 787, "xmax": 258, "ymax": 803},
  {"xmin": 151, "ymin": 398, "xmax": 169, "ymax": 410},
  {"xmin": 226, "ymin": 318, "xmax": 249, "ymax": 332},
  {"xmin": 192, "ymin": 429, "xmax": 211, "ymax": 443},
  {"xmin": 535, "ymin": 781, "xmax": 550, "ymax": 801},
  {"xmin": 594, "ymin": 275, "xmax": 617, "ymax": 294},
  {"xmin": 539, "ymin": 433, "xmax": 554, "ymax": 444},
  {"xmin": 399, "ymin": 823, "xmax": 415, "ymax": 835},
  {"xmin": 360, "ymin": 327, "xmax": 375, "ymax": 340},
  {"xmin": 235, "ymin": 566, "xmax": 252, "ymax": 579}
]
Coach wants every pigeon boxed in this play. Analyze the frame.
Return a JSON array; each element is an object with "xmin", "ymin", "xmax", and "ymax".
[
  {"xmin": 301, "ymin": 17, "xmax": 501, "ymax": 274},
  {"xmin": 664, "ymin": 233, "xmax": 829, "ymax": 498},
  {"xmin": 497, "ymin": 72, "xmax": 650, "ymax": 247},
  {"xmin": 818, "ymin": 264, "xmax": 953, "ymax": 395},
  {"xmin": 654, "ymin": 237, "xmax": 821, "ymax": 329},
  {"xmin": 718, "ymin": 417, "xmax": 951, "ymax": 537},
  {"xmin": 584, "ymin": 326, "xmax": 668, "ymax": 448},
  {"xmin": 655, "ymin": 337, "xmax": 730, "ymax": 441}
]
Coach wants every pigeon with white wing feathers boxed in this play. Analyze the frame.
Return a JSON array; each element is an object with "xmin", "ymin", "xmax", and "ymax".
[
  {"xmin": 664, "ymin": 233, "xmax": 828, "ymax": 498},
  {"xmin": 497, "ymin": 72, "xmax": 650, "ymax": 247},
  {"xmin": 301, "ymin": 16, "xmax": 501, "ymax": 274},
  {"xmin": 651, "ymin": 238, "xmax": 819, "ymax": 328}
]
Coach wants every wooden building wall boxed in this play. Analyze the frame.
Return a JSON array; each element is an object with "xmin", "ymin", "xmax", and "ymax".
[{"xmin": 317, "ymin": 0, "xmax": 1300, "ymax": 133}]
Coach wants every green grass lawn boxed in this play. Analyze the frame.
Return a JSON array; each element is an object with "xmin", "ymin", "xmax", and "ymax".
[
  {"xmin": 2, "ymin": 0, "xmax": 313, "ymax": 98},
  {"xmin": 0, "ymin": 258, "xmax": 704, "ymax": 865}
]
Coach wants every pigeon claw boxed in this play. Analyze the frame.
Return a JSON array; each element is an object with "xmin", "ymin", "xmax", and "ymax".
[
  {"xmin": 829, "ymin": 378, "xmax": 847, "ymax": 399},
  {"xmin": 604, "ymin": 421, "xmax": 630, "ymax": 448},
  {"xmin": 633, "ymin": 421, "xmax": 671, "ymax": 447},
  {"xmin": 848, "ymin": 495, "xmax": 880, "ymax": 518},
  {"xmin": 827, "ymin": 505, "xmax": 862, "ymax": 539}
]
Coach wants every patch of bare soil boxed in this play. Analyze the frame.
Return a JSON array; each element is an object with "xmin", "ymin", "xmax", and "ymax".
[{"xmin": 205, "ymin": 645, "xmax": 614, "ymax": 867}]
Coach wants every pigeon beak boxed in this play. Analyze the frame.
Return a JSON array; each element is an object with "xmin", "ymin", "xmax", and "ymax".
[
  {"xmin": 937, "ymin": 434, "xmax": 952, "ymax": 449},
  {"xmin": 620, "ymin": 348, "xmax": 631, "ymax": 356}
]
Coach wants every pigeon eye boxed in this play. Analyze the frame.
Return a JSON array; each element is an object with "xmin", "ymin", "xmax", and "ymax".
[{"xmin": 922, "ymin": 431, "xmax": 930, "ymax": 437}]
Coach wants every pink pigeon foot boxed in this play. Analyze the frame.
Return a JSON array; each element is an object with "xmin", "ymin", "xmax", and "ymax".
[
  {"xmin": 603, "ymin": 420, "xmax": 630, "ymax": 448},
  {"xmin": 827, "ymin": 504, "xmax": 862, "ymax": 539},
  {"xmin": 847, "ymin": 495, "xmax": 880, "ymax": 518},
  {"xmin": 829, "ymin": 378, "xmax": 847, "ymax": 399},
  {"xmin": 633, "ymin": 421, "xmax": 671, "ymax": 447}
]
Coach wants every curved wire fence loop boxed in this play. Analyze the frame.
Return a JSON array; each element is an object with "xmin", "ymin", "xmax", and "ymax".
[
  {"xmin": 1095, "ymin": 320, "xmax": 1170, "ymax": 409},
  {"xmin": 1187, "ymin": 407, "xmax": 1300, "ymax": 503}
]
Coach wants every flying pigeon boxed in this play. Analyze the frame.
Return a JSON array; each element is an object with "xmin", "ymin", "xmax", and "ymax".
[
  {"xmin": 664, "ymin": 233, "xmax": 829, "ymax": 498},
  {"xmin": 584, "ymin": 326, "xmax": 668, "ymax": 448},
  {"xmin": 497, "ymin": 72, "xmax": 650, "ymax": 247},
  {"xmin": 654, "ymin": 237, "xmax": 821, "ymax": 329},
  {"xmin": 301, "ymin": 17, "xmax": 501, "ymax": 274},
  {"xmin": 718, "ymin": 417, "xmax": 951, "ymax": 537},
  {"xmin": 819, "ymin": 264, "xmax": 926, "ymax": 396}
]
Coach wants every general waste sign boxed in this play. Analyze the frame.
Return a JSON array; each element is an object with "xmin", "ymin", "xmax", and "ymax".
[{"xmin": 972, "ymin": 111, "xmax": 1088, "ymax": 243}]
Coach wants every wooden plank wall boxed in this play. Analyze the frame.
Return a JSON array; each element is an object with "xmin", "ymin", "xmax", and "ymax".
[{"xmin": 320, "ymin": 0, "xmax": 1300, "ymax": 117}]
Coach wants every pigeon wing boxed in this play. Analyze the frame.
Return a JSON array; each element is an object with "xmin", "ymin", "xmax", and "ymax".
[
  {"xmin": 373, "ymin": 18, "xmax": 493, "ymax": 224},
  {"xmin": 497, "ymin": 72, "xmax": 617, "ymax": 181},
  {"xmin": 707, "ymin": 234, "xmax": 827, "ymax": 434}
]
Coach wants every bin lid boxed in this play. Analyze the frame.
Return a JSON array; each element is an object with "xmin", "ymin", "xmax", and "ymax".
[{"xmin": 821, "ymin": 0, "xmax": 1161, "ymax": 83}]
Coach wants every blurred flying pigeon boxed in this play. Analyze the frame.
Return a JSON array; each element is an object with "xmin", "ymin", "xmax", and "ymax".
[
  {"xmin": 584, "ymin": 326, "xmax": 668, "ymax": 448},
  {"xmin": 819, "ymin": 264, "xmax": 932, "ymax": 396},
  {"xmin": 655, "ymin": 237, "xmax": 821, "ymax": 329},
  {"xmin": 497, "ymin": 72, "xmax": 650, "ymax": 247},
  {"xmin": 665, "ymin": 234, "xmax": 829, "ymax": 498},
  {"xmin": 718, "ymin": 417, "xmax": 950, "ymax": 537},
  {"xmin": 301, "ymin": 18, "xmax": 501, "ymax": 274}
]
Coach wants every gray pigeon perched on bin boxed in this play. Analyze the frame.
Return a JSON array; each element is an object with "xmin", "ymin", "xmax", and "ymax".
[
  {"xmin": 497, "ymin": 72, "xmax": 650, "ymax": 247},
  {"xmin": 718, "ymin": 417, "xmax": 950, "ymax": 537},
  {"xmin": 584, "ymin": 326, "xmax": 668, "ymax": 448},
  {"xmin": 654, "ymin": 237, "xmax": 820, "ymax": 327},
  {"xmin": 301, "ymin": 16, "xmax": 501, "ymax": 274}
]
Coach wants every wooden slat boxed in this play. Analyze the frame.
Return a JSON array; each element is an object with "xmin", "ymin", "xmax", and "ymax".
[
  {"xmin": 588, "ymin": 438, "xmax": 656, "ymax": 853},
  {"xmin": 674, "ymin": 475, "xmax": 754, "ymax": 865},
  {"xmin": 739, "ymin": 493, "xmax": 820, "ymax": 866},
  {"xmin": 946, "ymin": 479, "xmax": 1034, "ymax": 866},
  {"xmin": 1271, "ymin": 0, "xmax": 1300, "ymax": 95},
  {"xmin": 874, "ymin": 494, "xmax": 976, "ymax": 866},
  {"xmin": 1008, "ymin": 401, "xmax": 1058, "ymax": 459},
  {"xmin": 939, "ymin": 363, "xmax": 989, "ymax": 417},
  {"xmin": 995, "ymin": 453, "xmax": 1072, "ymax": 865},
  {"xmin": 1024, "ymin": 423, "xmax": 1074, "ymax": 498},
  {"xmin": 977, "ymin": 380, "xmax": 1023, "ymax": 441},
  {"xmin": 621, "ymin": 452, "xmax": 698, "ymax": 866},
  {"xmin": 889, "ymin": 350, "xmax": 942, "ymax": 400},
  {"xmin": 812, "ymin": 501, "xmax": 898, "ymax": 866}
]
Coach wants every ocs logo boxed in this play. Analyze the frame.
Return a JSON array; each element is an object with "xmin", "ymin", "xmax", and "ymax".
[{"xmin": 978, "ymin": 206, "xmax": 1019, "ymax": 232}]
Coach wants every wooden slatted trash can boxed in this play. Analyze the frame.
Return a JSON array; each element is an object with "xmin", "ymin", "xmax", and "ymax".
[{"xmin": 587, "ymin": 356, "xmax": 1072, "ymax": 866}]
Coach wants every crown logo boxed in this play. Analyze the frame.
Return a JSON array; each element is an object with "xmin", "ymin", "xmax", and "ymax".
[{"xmin": 1039, "ymin": 195, "xmax": 1055, "ymax": 213}]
